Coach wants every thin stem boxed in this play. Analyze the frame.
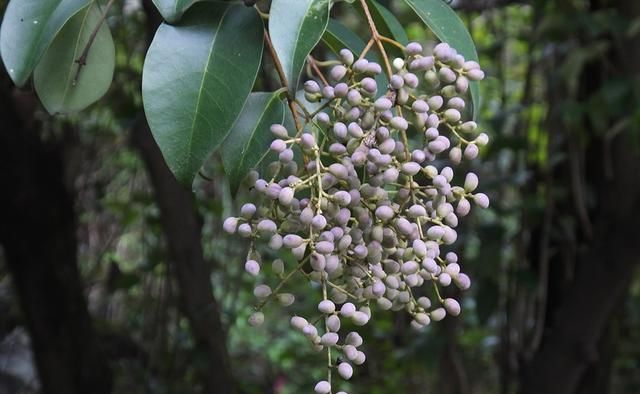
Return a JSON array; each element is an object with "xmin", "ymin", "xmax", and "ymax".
[
  {"xmin": 264, "ymin": 29, "xmax": 303, "ymax": 132},
  {"xmin": 255, "ymin": 256, "xmax": 310, "ymax": 311},
  {"xmin": 359, "ymin": 37, "xmax": 376, "ymax": 60},
  {"xmin": 73, "ymin": 0, "xmax": 116, "ymax": 85},
  {"xmin": 379, "ymin": 35, "xmax": 405, "ymax": 50},
  {"xmin": 358, "ymin": 0, "xmax": 393, "ymax": 78},
  {"xmin": 308, "ymin": 56, "xmax": 330, "ymax": 86}
]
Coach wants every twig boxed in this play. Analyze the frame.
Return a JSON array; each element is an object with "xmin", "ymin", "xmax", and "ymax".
[
  {"xmin": 264, "ymin": 29, "xmax": 303, "ymax": 132},
  {"xmin": 308, "ymin": 56, "xmax": 329, "ymax": 86},
  {"xmin": 358, "ymin": 0, "xmax": 393, "ymax": 78},
  {"xmin": 74, "ymin": 0, "xmax": 117, "ymax": 85}
]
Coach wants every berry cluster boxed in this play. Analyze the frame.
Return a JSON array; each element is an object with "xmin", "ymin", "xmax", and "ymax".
[{"xmin": 224, "ymin": 41, "xmax": 488, "ymax": 393}]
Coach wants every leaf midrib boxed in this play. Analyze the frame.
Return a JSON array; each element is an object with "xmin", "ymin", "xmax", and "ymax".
[
  {"xmin": 59, "ymin": 4, "xmax": 93, "ymax": 112},
  {"xmin": 184, "ymin": 5, "xmax": 232, "ymax": 177}
]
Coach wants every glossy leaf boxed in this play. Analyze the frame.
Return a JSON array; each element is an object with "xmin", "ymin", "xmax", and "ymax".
[
  {"xmin": 269, "ymin": 0, "xmax": 331, "ymax": 94},
  {"xmin": 0, "ymin": 0, "xmax": 91, "ymax": 87},
  {"xmin": 142, "ymin": 3, "xmax": 263, "ymax": 187},
  {"xmin": 402, "ymin": 0, "xmax": 481, "ymax": 119},
  {"xmin": 222, "ymin": 91, "xmax": 286, "ymax": 193},
  {"xmin": 322, "ymin": 19, "xmax": 366, "ymax": 55},
  {"xmin": 33, "ymin": 3, "xmax": 115, "ymax": 114},
  {"xmin": 151, "ymin": 0, "xmax": 203, "ymax": 23}
]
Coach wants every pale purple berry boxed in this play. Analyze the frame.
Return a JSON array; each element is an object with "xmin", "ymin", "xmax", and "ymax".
[
  {"xmin": 430, "ymin": 307, "xmax": 446, "ymax": 321},
  {"xmin": 455, "ymin": 273, "xmax": 471, "ymax": 290},
  {"xmin": 338, "ymin": 362, "xmax": 353, "ymax": 380},
  {"xmin": 347, "ymin": 89, "xmax": 362, "ymax": 106},
  {"xmin": 304, "ymin": 80, "xmax": 320, "ymax": 94},
  {"xmin": 438, "ymin": 67, "xmax": 456, "ymax": 83},
  {"xmin": 279, "ymin": 148, "xmax": 294, "ymax": 163},
  {"xmin": 327, "ymin": 315, "xmax": 341, "ymax": 332},
  {"xmin": 316, "ymin": 241, "xmax": 334, "ymax": 255},
  {"xmin": 352, "ymin": 58, "xmax": 369, "ymax": 73},
  {"xmin": 444, "ymin": 108, "xmax": 461, "ymax": 123},
  {"xmin": 444, "ymin": 298, "xmax": 461, "ymax": 316},
  {"xmin": 334, "ymin": 82, "xmax": 349, "ymax": 97},
  {"xmin": 291, "ymin": 316, "xmax": 308, "ymax": 330},
  {"xmin": 473, "ymin": 193, "xmax": 490, "ymax": 208},
  {"xmin": 365, "ymin": 62, "xmax": 382, "ymax": 74},
  {"xmin": 456, "ymin": 198, "xmax": 471, "ymax": 216},
  {"xmin": 248, "ymin": 311, "xmax": 264, "ymax": 327},
  {"xmin": 270, "ymin": 124, "xmax": 288, "ymax": 138},
  {"xmin": 283, "ymin": 234, "xmax": 304, "ymax": 248},
  {"xmin": 404, "ymin": 73, "xmax": 419, "ymax": 88},
  {"xmin": 314, "ymin": 381, "xmax": 331, "ymax": 394},
  {"xmin": 390, "ymin": 116, "xmax": 408, "ymax": 130},
  {"xmin": 300, "ymin": 133, "xmax": 316, "ymax": 149},
  {"xmin": 464, "ymin": 173, "xmax": 479, "ymax": 191},
  {"xmin": 237, "ymin": 223, "xmax": 252, "ymax": 237},
  {"xmin": 347, "ymin": 122, "xmax": 363, "ymax": 138},
  {"xmin": 467, "ymin": 68, "xmax": 485, "ymax": 81},
  {"xmin": 321, "ymin": 332, "xmax": 339, "ymax": 347},
  {"xmin": 464, "ymin": 143, "xmax": 479, "ymax": 159},
  {"xmin": 340, "ymin": 48, "xmax": 355, "ymax": 65},
  {"xmin": 405, "ymin": 42, "xmax": 423, "ymax": 55},
  {"xmin": 318, "ymin": 299, "xmax": 336, "ymax": 314},
  {"xmin": 390, "ymin": 74, "xmax": 404, "ymax": 89},
  {"xmin": 374, "ymin": 97, "xmax": 393, "ymax": 111},
  {"xmin": 272, "ymin": 259, "xmax": 284, "ymax": 275},
  {"xmin": 401, "ymin": 162, "xmax": 421, "ymax": 176},
  {"xmin": 351, "ymin": 311, "xmax": 369, "ymax": 326},
  {"xmin": 353, "ymin": 351, "xmax": 366, "ymax": 365},
  {"xmin": 448, "ymin": 97, "xmax": 466, "ymax": 110},
  {"xmin": 412, "ymin": 99, "xmax": 429, "ymax": 113},
  {"xmin": 245, "ymin": 260, "xmax": 260, "ymax": 276},
  {"xmin": 277, "ymin": 293, "xmax": 295, "ymax": 306},
  {"xmin": 240, "ymin": 203, "xmax": 256, "ymax": 218},
  {"xmin": 253, "ymin": 284, "xmax": 272, "ymax": 299},
  {"xmin": 340, "ymin": 302, "xmax": 356, "ymax": 317},
  {"xmin": 361, "ymin": 77, "xmax": 377, "ymax": 94},
  {"xmin": 439, "ymin": 273, "xmax": 452, "ymax": 286},
  {"xmin": 278, "ymin": 187, "xmax": 294, "ymax": 206},
  {"xmin": 375, "ymin": 205, "xmax": 395, "ymax": 221},
  {"xmin": 331, "ymin": 65, "xmax": 347, "ymax": 81},
  {"xmin": 223, "ymin": 217, "xmax": 238, "ymax": 234}
]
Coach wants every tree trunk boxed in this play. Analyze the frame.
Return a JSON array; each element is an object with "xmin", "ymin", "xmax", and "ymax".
[
  {"xmin": 0, "ymin": 77, "xmax": 113, "ymax": 393},
  {"xmin": 131, "ymin": 119, "xmax": 237, "ymax": 394},
  {"xmin": 518, "ymin": 0, "xmax": 640, "ymax": 392}
]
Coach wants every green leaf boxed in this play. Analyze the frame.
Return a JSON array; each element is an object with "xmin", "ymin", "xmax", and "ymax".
[
  {"xmin": 322, "ymin": 19, "xmax": 366, "ymax": 55},
  {"xmin": 269, "ymin": 0, "xmax": 331, "ymax": 95},
  {"xmin": 33, "ymin": 3, "xmax": 115, "ymax": 114},
  {"xmin": 0, "ymin": 0, "xmax": 91, "ymax": 87},
  {"xmin": 222, "ymin": 91, "xmax": 286, "ymax": 194},
  {"xmin": 151, "ymin": 0, "xmax": 202, "ymax": 23},
  {"xmin": 402, "ymin": 0, "xmax": 481, "ymax": 119},
  {"xmin": 142, "ymin": 3, "xmax": 264, "ymax": 187}
]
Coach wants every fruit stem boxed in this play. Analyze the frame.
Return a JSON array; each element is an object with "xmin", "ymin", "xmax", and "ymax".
[
  {"xmin": 264, "ymin": 28, "xmax": 303, "ymax": 132},
  {"xmin": 358, "ymin": 0, "xmax": 393, "ymax": 78}
]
